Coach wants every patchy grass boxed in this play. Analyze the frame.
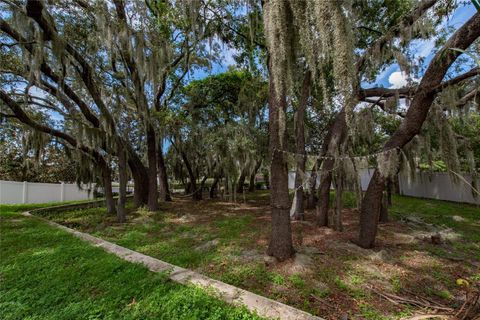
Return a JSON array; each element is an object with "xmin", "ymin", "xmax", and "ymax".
[
  {"xmin": 390, "ymin": 195, "xmax": 480, "ymax": 261},
  {"xmin": 31, "ymin": 192, "xmax": 480, "ymax": 319},
  {"xmin": 0, "ymin": 204, "xmax": 262, "ymax": 320}
]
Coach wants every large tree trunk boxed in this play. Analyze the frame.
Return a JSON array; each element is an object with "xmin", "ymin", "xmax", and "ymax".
[
  {"xmin": 266, "ymin": 68, "xmax": 294, "ymax": 262},
  {"xmin": 316, "ymin": 110, "xmax": 347, "ymax": 226},
  {"xmin": 358, "ymin": 13, "xmax": 480, "ymax": 248},
  {"xmin": 291, "ymin": 71, "xmax": 311, "ymax": 221},
  {"xmin": 146, "ymin": 125, "xmax": 159, "ymax": 211},
  {"xmin": 157, "ymin": 141, "xmax": 172, "ymax": 202},
  {"xmin": 248, "ymin": 160, "xmax": 262, "ymax": 192},
  {"xmin": 116, "ymin": 142, "xmax": 127, "ymax": 223}
]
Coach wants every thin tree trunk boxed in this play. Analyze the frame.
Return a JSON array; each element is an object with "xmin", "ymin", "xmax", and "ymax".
[
  {"xmin": 233, "ymin": 177, "xmax": 237, "ymax": 203},
  {"xmin": 228, "ymin": 177, "xmax": 233, "ymax": 202},
  {"xmin": 116, "ymin": 142, "xmax": 127, "ymax": 223},
  {"xmin": 181, "ymin": 151, "xmax": 201, "ymax": 200},
  {"xmin": 210, "ymin": 173, "xmax": 221, "ymax": 198},
  {"xmin": 101, "ymin": 164, "xmax": 116, "ymax": 215},
  {"xmin": 236, "ymin": 168, "xmax": 247, "ymax": 194},
  {"xmin": 146, "ymin": 125, "xmax": 159, "ymax": 211},
  {"xmin": 306, "ymin": 160, "xmax": 318, "ymax": 209},
  {"xmin": 291, "ymin": 71, "xmax": 310, "ymax": 221},
  {"xmin": 157, "ymin": 140, "xmax": 172, "ymax": 201},
  {"xmin": 248, "ymin": 160, "xmax": 262, "ymax": 192},
  {"xmin": 199, "ymin": 175, "xmax": 208, "ymax": 199},
  {"xmin": 316, "ymin": 159, "xmax": 333, "ymax": 227},
  {"xmin": 264, "ymin": 170, "xmax": 270, "ymax": 190},
  {"xmin": 333, "ymin": 177, "xmax": 343, "ymax": 231},
  {"xmin": 316, "ymin": 110, "xmax": 347, "ymax": 226},
  {"xmin": 266, "ymin": 62, "xmax": 294, "ymax": 261},
  {"xmin": 352, "ymin": 161, "xmax": 363, "ymax": 210},
  {"xmin": 358, "ymin": 14, "xmax": 480, "ymax": 248},
  {"xmin": 128, "ymin": 157, "xmax": 148, "ymax": 208},
  {"xmin": 222, "ymin": 177, "xmax": 227, "ymax": 200}
]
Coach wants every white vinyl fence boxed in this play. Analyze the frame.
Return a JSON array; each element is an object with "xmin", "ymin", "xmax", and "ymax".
[
  {"xmin": 0, "ymin": 180, "xmax": 93, "ymax": 204},
  {"xmin": 288, "ymin": 169, "xmax": 480, "ymax": 205},
  {"xmin": 398, "ymin": 171, "xmax": 480, "ymax": 205}
]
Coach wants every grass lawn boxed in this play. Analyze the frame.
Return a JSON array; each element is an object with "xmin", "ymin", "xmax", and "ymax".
[
  {"xmin": 28, "ymin": 192, "xmax": 480, "ymax": 319},
  {"xmin": 0, "ymin": 204, "xmax": 262, "ymax": 320}
]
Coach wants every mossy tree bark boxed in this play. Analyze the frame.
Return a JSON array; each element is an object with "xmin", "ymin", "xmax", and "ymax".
[{"xmin": 266, "ymin": 69, "xmax": 294, "ymax": 262}]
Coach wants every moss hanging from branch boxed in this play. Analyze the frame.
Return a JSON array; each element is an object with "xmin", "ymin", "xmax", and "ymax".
[{"xmin": 264, "ymin": 0, "xmax": 356, "ymax": 107}]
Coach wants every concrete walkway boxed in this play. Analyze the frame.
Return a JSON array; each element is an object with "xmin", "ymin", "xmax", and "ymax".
[{"xmin": 23, "ymin": 207, "xmax": 323, "ymax": 320}]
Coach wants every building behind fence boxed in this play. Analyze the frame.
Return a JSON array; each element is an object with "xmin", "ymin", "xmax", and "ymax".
[
  {"xmin": 288, "ymin": 169, "xmax": 480, "ymax": 205},
  {"xmin": 0, "ymin": 180, "xmax": 93, "ymax": 204}
]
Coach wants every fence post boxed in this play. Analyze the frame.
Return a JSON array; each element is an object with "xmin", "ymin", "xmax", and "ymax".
[
  {"xmin": 22, "ymin": 181, "xmax": 28, "ymax": 204},
  {"xmin": 60, "ymin": 182, "xmax": 65, "ymax": 202}
]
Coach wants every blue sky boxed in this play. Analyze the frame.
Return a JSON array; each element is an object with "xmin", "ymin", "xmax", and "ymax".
[
  {"xmin": 189, "ymin": 3, "xmax": 476, "ymax": 89},
  {"xmin": 366, "ymin": 3, "xmax": 476, "ymax": 89}
]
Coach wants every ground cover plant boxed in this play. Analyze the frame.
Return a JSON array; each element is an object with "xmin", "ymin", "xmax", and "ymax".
[
  {"xmin": 36, "ymin": 192, "xmax": 480, "ymax": 319},
  {"xmin": 0, "ymin": 204, "xmax": 263, "ymax": 320}
]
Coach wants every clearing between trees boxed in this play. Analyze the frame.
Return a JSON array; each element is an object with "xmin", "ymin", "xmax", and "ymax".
[{"xmin": 32, "ymin": 192, "xmax": 480, "ymax": 319}]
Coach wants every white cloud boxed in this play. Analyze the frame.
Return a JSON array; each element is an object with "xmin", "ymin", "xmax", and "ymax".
[
  {"xmin": 372, "ymin": 64, "xmax": 396, "ymax": 85},
  {"xmin": 388, "ymin": 71, "xmax": 409, "ymax": 88}
]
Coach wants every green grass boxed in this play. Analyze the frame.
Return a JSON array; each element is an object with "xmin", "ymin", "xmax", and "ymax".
[
  {"xmin": 288, "ymin": 274, "xmax": 306, "ymax": 289},
  {"xmin": 0, "ymin": 204, "xmax": 262, "ymax": 320},
  {"xmin": 19, "ymin": 192, "xmax": 480, "ymax": 319},
  {"xmin": 390, "ymin": 195, "xmax": 480, "ymax": 260},
  {"xmin": 358, "ymin": 303, "xmax": 387, "ymax": 320},
  {"xmin": 390, "ymin": 195, "xmax": 479, "ymax": 226}
]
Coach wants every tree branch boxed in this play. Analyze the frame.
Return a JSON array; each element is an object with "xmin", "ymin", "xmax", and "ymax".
[
  {"xmin": 25, "ymin": 0, "xmax": 116, "ymax": 131},
  {"xmin": 0, "ymin": 89, "xmax": 110, "ymax": 170},
  {"xmin": 385, "ymin": 12, "xmax": 480, "ymax": 149},
  {"xmin": 0, "ymin": 18, "xmax": 101, "ymax": 128},
  {"xmin": 356, "ymin": 0, "xmax": 438, "ymax": 72},
  {"xmin": 359, "ymin": 68, "xmax": 478, "ymax": 100}
]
